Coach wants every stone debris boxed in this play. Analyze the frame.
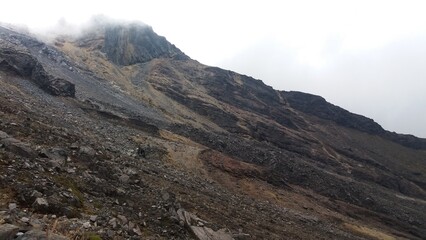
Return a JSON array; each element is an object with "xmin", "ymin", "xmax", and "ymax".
[
  {"xmin": 16, "ymin": 229, "xmax": 68, "ymax": 240},
  {"xmin": 191, "ymin": 226, "xmax": 234, "ymax": 240},
  {"xmin": 176, "ymin": 208, "xmax": 234, "ymax": 240},
  {"xmin": 8, "ymin": 203, "xmax": 17, "ymax": 211},
  {"xmin": 0, "ymin": 224, "xmax": 19, "ymax": 239},
  {"xmin": 0, "ymin": 131, "xmax": 36, "ymax": 158},
  {"xmin": 0, "ymin": 22, "xmax": 423, "ymax": 240},
  {"xmin": 133, "ymin": 225, "xmax": 143, "ymax": 236}
]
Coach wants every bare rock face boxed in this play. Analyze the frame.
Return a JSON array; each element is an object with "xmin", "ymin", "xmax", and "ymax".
[
  {"xmin": 0, "ymin": 46, "xmax": 75, "ymax": 97},
  {"xmin": 0, "ymin": 48, "xmax": 36, "ymax": 76},
  {"xmin": 102, "ymin": 23, "xmax": 188, "ymax": 65}
]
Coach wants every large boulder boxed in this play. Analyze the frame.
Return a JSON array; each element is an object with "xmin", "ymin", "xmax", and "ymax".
[{"xmin": 43, "ymin": 77, "xmax": 75, "ymax": 97}]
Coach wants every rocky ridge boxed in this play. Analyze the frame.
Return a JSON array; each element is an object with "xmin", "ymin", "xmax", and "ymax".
[{"xmin": 0, "ymin": 21, "xmax": 425, "ymax": 240}]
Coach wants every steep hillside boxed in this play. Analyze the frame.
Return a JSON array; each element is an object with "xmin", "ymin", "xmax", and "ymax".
[{"xmin": 0, "ymin": 22, "xmax": 425, "ymax": 240}]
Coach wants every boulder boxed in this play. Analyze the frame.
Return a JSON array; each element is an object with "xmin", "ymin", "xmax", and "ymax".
[
  {"xmin": 191, "ymin": 226, "xmax": 234, "ymax": 240},
  {"xmin": 0, "ymin": 224, "xmax": 19, "ymax": 240},
  {"xmin": 79, "ymin": 146, "xmax": 96, "ymax": 157},
  {"xmin": 32, "ymin": 197, "xmax": 49, "ymax": 212},
  {"xmin": 0, "ymin": 131, "xmax": 36, "ymax": 158},
  {"xmin": 176, "ymin": 208, "xmax": 234, "ymax": 240},
  {"xmin": 43, "ymin": 77, "xmax": 75, "ymax": 97}
]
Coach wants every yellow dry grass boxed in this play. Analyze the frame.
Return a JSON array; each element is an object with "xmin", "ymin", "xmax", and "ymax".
[
  {"xmin": 131, "ymin": 131, "xmax": 209, "ymax": 176},
  {"xmin": 343, "ymin": 223, "xmax": 396, "ymax": 240}
]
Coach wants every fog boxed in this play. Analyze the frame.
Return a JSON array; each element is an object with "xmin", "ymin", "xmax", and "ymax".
[{"xmin": 1, "ymin": 0, "xmax": 425, "ymax": 137}]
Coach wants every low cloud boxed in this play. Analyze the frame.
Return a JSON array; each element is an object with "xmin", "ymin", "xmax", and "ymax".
[{"xmin": 6, "ymin": 15, "xmax": 149, "ymax": 44}]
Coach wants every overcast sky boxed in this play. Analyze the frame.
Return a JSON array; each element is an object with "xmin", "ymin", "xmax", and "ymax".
[{"xmin": 1, "ymin": 0, "xmax": 425, "ymax": 137}]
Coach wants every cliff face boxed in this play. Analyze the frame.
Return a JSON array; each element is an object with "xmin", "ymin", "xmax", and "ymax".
[
  {"xmin": 101, "ymin": 23, "xmax": 188, "ymax": 65},
  {"xmin": 0, "ymin": 22, "xmax": 425, "ymax": 240}
]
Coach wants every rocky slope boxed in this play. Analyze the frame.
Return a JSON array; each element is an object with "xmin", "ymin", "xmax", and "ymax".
[{"xmin": 0, "ymin": 21, "xmax": 425, "ymax": 240}]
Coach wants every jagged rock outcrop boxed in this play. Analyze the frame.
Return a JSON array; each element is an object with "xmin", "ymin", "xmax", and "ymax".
[
  {"xmin": 101, "ymin": 23, "xmax": 188, "ymax": 65},
  {"xmin": 0, "ymin": 46, "xmax": 75, "ymax": 97}
]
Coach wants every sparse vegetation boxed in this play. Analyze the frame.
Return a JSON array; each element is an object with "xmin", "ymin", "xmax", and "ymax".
[{"xmin": 0, "ymin": 20, "xmax": 424, "ymax": 240}]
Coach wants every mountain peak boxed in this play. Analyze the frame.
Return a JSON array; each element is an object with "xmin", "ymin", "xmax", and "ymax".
[{"xmin": 80, "ymin": 21, "xmax": 189, "ymax": 65}]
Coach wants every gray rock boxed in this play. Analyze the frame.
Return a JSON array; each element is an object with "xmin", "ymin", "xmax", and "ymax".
[
  {"xmin": 176, "ymin": 208, "xmax": 206, "ymax": 226},
  {"xmin": 16, "ymin": 229, "xmax": 68, "ymax": 240},
  {"xmin": 133, "ymin": 225, "xmax": 142, "ymax": 236},
  {"xmin": 109, "ymin": 218, "xmax": 117, "ymax": 228},
  {"xmin": 119, "ymin": 174, "xmax": 130, "ymax": 183},
  {"xmin": 0, "ymin": 131, "xmax": 36, "ymax": 158},
  {"xmin": 90, "ymin": 215, "xmax": 97, "ymax": 222},
  {"xmin": 70, "ymin": 143, "xmax": 79, "ymax": 150},
  {"xmin": 162, "ymin": 191, "xmax": 170, "ymax": 201},
  {"xmin": 31, "ymin": 190, "xmax": 43, "ymax": 199},
  {"xmin": 79, "ymin": 146, "xmax": 96, "ymax": 156},
  {"xmin": 45, "ymin": 77, "xmax": 75, "ymax": 97},
  {"xmin": 32, "ymin": 197, "xmax": 49, "ymax": 212},
  {"xmin": 176, "ymin": 209, "xmax": 234, "ymax": 240},
  {"xmin": 102, "ymin": 23, "xmax": 188, "ymax": 66},
  {"xmin": 82, "ymin": 221, "xmax": 91, "ymax": 229},
  {"xmin": 191, "ymin": 226, "xmax": 234, "ymax": 240},
  {"xmin": 128, "ymin": 221, "xmax": 135, "ymax": 230},
  {"xmin": 0, "ymin": 224, "xmax": 19, "ymax": 240},
  {"xmin": 40, "ymin": 148, "xmax": 67, "ymax": 169},
  {"xmin": 8, "ymin": 203, "xmax": 17, "ymax": 211},
  {"xmin": 0, "ymin": 47, "xmax": 75, "ymax": 97},
  {"xmin": 117, "ymin": 214, "xmax": 128, "ymax": 225}
]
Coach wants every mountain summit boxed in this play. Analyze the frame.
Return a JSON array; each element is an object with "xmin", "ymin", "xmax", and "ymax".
[
  {"xmin": 101, "ymin": 23, "xmax": 188, "ymax": 65},
  {"xmin": 0, "ymin": 21, "xmax": 425, "ymax": 239}
]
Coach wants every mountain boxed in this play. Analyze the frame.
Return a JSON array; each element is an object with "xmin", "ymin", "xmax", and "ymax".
[{"xmin": 0, "ymin": 20, "xmax": 425, "ymax": 240}]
